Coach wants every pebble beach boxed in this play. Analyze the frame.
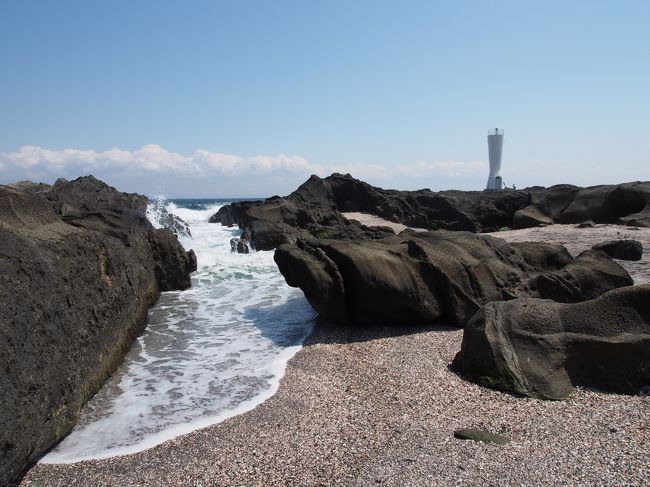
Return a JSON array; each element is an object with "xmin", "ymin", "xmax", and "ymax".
[{"xmin": 22, "ymin": 223, "xmax": 650, "ymax": 486}]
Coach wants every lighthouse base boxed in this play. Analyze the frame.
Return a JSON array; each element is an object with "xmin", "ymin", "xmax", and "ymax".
[{"xmin": 485, "ymin": 174, "xmax": 503, "ymax": 191}]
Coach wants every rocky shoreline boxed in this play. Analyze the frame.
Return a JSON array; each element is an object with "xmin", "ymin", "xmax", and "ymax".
[
  {"xmin": 211, "ymin": 173, "xmax": 650, "ymax": 252},
  {"xmin": 7, "ymin": 174, "xmax": 650, "ymax": 485},
  {"xmin": 0, "ymin": 176, "xmax": 196, "ymax": 485},
  {"xmin": 21, "ymin": 223, "xmax": 650, "ymax": 486}
]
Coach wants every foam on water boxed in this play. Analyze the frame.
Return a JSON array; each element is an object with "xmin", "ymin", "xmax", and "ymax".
[{"xmin": 42, "ymin": 199, "xmax": 315, "ymax": 463}]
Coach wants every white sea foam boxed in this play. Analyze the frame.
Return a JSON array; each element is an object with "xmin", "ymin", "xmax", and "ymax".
[{"xmin": 42, "ymin": 200, "xmax": 315, "ymax": 464}]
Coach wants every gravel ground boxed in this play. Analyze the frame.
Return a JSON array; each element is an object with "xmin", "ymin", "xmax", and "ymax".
[
  {"xmin": 22, "ymin": 224, "xmax": 650, "ymax": 486},
  {"xmin": 342, "ymin": 212, "xmax": 428, "ymax": 233}
]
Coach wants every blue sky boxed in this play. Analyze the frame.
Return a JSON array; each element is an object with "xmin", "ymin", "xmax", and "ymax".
[{"xmin": 1, "ymin": 0, "xmax": 648, "ymax": 197}]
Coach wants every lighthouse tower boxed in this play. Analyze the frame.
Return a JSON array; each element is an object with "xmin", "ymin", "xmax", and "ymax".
[{"xmin": 485, "ymin": 128, "xmax": 504, "ymax": 191}]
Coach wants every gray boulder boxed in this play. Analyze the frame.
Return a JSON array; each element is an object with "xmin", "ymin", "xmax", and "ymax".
[
  {"xmin": 592, "ymin": 239, "xmax": 643, "ymax": 261},
  {"xmin": 453, "ymin": 285, "xmax": 650, "ymax": 400}
]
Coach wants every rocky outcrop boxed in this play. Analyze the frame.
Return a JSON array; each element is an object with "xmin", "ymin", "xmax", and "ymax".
[
  {"xmin": 0, "ymin": 176, "xmax": 195, "ymax": 485},
  {"xmin": 592, "ymin": 239, "xmax": 643, "ymax": 261},
  {"xmin": 210, "ymin": 189, "xmax": 395, "ymax": 250},
  {"xmin": 514, "ymin": 182, "xmax": 650, "ymax": 229},
  {"xmin": 211, "ymin": 174, "xmax": 650, "ymax": 251},
  {"xmin": 230, "ymin": 237, "xmax": 250, "ymax": 254},
  {"xmin": 274, "ymin": 232, "xmax": 632, "ymax": 328},
  {"xmin": 452, "ymin": 285, "xmax": 650, "ymax": 400},
  {"xmin": 147, "ymin": 198, "xmax": 192, "ymax": 238},
  {"xmin": 210, "ymin": 174, "xmax": 532, "ymax": 249}
]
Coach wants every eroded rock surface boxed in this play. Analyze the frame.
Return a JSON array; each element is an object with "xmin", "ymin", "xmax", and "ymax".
[
  {"xmin": 211, "ymin": 174, "xmax": 650, "ymax": 250},
  {"xmin": 514, "ymin": 182, "xmax": 650, "ymax": 229},
  {"xmin": 452, "ymin": 285, "xmax": 650, "ymax": 399},
  {"xmin": 274, "ymin": 232, "xmax": 632, "ymax": 327},
  {"xmin": 0, "ymin": 176, "xmax": 195, "ymax": 485}
]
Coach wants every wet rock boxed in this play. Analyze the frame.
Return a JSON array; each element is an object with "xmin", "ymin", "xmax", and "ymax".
[
  {"xmin": 230, "ymin": 237, "xmax": 250, "ymax": 254},
  {"xmin": 452, "ymin": 285, "xmax": 650, "ymax": 400},
  {"xmin": 148, "ymin": 229, "xmax": 196, "ymax": 290},
  {"xmin": 148, "ymin": 198, "xmax": 192, "ymax": 238},
  {"xmin": 592, "ymin": 239, "xmax": 643, "ymax": 261}
]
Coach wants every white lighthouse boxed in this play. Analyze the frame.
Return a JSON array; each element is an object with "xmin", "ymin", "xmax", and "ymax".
[{"xmin": 485, "ymin": 128, "xmax": 504, "ymax": 191}]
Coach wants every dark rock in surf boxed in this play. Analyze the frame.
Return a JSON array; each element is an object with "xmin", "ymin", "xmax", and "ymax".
[
  {"xmin": 592, "ymin": 239, "xmax": 643, "ymax": 261},
  {"xmin": 0, "ymin": 176, "xmax": 195, "ymax": 485},
  {"xmin": 148, "ymin": 199, "xmax": 192, "ymax": 238},
  {"xmin": 230, "ymin": 237, "xmax": 250, "ymax": 254},
  {"xmin": 452, "ymin": 285, "xmax": 650, "ymax": 400},
  {"xmin": 149, "ymin": 229, "xmax": 197, "ymax": 290}
]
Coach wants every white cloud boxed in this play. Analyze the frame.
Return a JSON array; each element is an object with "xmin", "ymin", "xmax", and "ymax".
[
  {"xmin": 0, "ymin": 144, "xmax": 487, "ymax": 187},
  {"xmin": 0, "ymin": 145, "xmax": 315, "ymax": 177}
]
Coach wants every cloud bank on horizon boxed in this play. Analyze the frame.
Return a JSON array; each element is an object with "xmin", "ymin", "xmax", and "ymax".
[{"xmin": 0, "ymin": 144, "xmax": 488, "ymax": 197}]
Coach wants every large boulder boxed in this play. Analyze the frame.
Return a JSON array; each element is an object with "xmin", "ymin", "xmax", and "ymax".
[
  {"xmin": 452, "ymin": 285, "xmax": 650, "ymax": 400},
  {"xmin": 274, "ymin": 232, "xmax": 632, "ymax": 327},
  {"xmin": 592, "ymin": 239, "xmax": 643, "ymax": 261},
  {"xmin": 514, "ymin": 181, "xmax": 650, "ymax": 229},
  {"xmin": 0, "ymin": 177, "xmax": 195, "ymax": 485}
]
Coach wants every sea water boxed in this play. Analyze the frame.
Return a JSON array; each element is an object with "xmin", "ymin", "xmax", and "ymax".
[{"xmin": 42, "ymin": 199, "xmax": 315, "ymax": 463}]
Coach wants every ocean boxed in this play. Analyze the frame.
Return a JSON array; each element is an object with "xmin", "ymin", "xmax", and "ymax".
[{"xmin": 42, "ymin": 199, "xmax": 316, "ymax": 463}]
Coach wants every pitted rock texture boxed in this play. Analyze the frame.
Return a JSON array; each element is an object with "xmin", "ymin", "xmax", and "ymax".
[
  {"xmin": 453, "ymin": 285, "xmax": 650, "ymax": 399},
  {"xmin": 0, "ymin": 176, "xmax": 195, "ymax": 485}
]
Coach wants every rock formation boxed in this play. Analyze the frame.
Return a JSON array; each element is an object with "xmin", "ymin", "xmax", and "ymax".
[
  {"xmin": 0, "ymin": 176, "xmax": 196, "ymax": 485},
  {"xmin": 147, "ymin": 197, "xmax": 192, "ymax": 238},
  {"xmin": 452, "ymin": 285, "xmax": 650, "ymax": 400},
  {"xmin": 211, "ymin": 174, "xmax": 650, "ymax": 251},
  {"xmin": 513, "ymin": 181, "xmax": 650, "ymax": 228},
  {"xmin": 274, "ymin": 232, "xmax": 632, "ymax": 328},
  {"xmin": 592, "ymin": 239, "xmax": 643, "ymax": 261}
]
